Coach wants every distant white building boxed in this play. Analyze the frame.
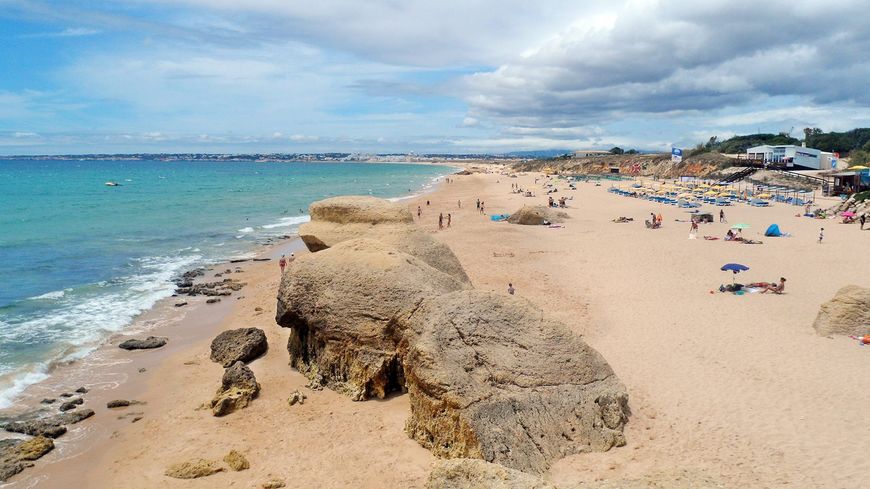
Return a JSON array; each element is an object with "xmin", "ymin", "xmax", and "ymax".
[
  {"xmin": 745, "ymin": 144, "xmax": 828, "ymax": 170},
  {"xmin": 574, "ymin": 150, "xmax": 612, "ymax": 157}
]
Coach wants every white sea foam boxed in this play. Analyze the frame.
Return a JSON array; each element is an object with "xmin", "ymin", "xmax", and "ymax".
[
  {"xmin": 261, "ymin": 215, "xmax": 310, "ymax": 229},
  {"xmin": 30, "ymin": 289, "xmax": 66, "ymax": 300},
  {"xmin": 237, "ymin": 227, "xmax": 255, "ymax": 233},
  {"xmin": 0, "ymin": 366, "xmax": 50, "ymax": 409},
  {"xmin": 0, "ymin": 253, "xmax": 202, "ymax": 407}
]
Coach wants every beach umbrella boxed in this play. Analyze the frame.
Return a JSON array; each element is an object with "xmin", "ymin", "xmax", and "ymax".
[
  {"xmin": 721, "ymin": 263, "xmax": 749, "ymax": 284},
  {"xmin": 731, "ymin": 223, "xmax": 751, "ymax": 230}
]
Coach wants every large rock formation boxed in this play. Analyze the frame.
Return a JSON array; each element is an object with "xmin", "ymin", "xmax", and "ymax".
[
  {"xmin": 399, "ymin": 291, "xmax": 629, "ymax": 474},
  {"xmin": 298, "ymin": 196, "xmax": 470, "ymax": 283},
  {"xmin": 210, "ymin": 361, "xmax": 260, "ymax": 417},
  {"xmin": 210, "ymin": 327, "xmax": 268, "ymax": 367},
  {"xmin": 507, "ymin": 206, "xmax": 569, "ymax": 226},
  {"xmin": 0, "ymin": 436, "xmax": 54, "ymax": 482},
  {"xmin": 277, "ymin": 238, "xmax": 467, "ymax": 400},
  {"xmin": 813, "ymin": 285, "xmax": 870, "ymax": 337},
  {"xmin": 119, "ymin": 336, "xmax": 168, "ymax": 350},
  {"xmin": 426, "ymin": 459, "xmax": 557, "ymax": 489}
]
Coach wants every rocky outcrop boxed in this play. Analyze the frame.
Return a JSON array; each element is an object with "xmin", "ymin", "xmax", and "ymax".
[
  {"xmin": 119, "ymin": 336, "xmax": 168, "ymax": 350},
  {"xmin": 812, "ymin": 285, "xmax": 870, "ymax": 337},
  {"xmin": 58, "ymin": 397, "xmax": 83, "ymax": 412},
  {"xmin": 507, "ymin": 206, "xmax": 569, "ymax": 226},
  {"xmin": 3, "ymin": 409, "xmax": 95, "ymax": 438},
  {"xmin": 210, "ymin": 361, "xmax": 260, "ymax": 416},
  {"xmin": 0, "ymin": 436, "xmax": 54, "ymax": 482},
  {"xmin": 399, "ymin": 291, "xmax": 629, "ymax": 474},
  {"xmin": 164, "ymin": 458, "xmax": 224, "ymax": 479},
  {"xmin": 298, "ymin": 196, "xmax": 470, "ymax": 283},
  {"xmin": 223, "ymin": 450, "xmax": 249, "ymax": 471},
  {"xmin": 175, "ymin": 279, "xmax": 246, "ymax": 297},
  {"xmin": 210, "ymin": 328, "xmax": 268, "ymax": 367},
  {"xmin": 276, "ymin": 238, "xmax": 467, "ymax": 400},
  {"xmin": 426, "ymin": 458, "xmax": 556, "ymax": 489}
]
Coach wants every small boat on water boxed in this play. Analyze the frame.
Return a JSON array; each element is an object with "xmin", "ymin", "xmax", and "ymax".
[{"xmin": 105, "ymin": 181, "xmax": 121, "ymax": 186}]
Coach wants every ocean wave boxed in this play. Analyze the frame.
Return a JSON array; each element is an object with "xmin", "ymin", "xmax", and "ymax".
[
  {"xmin": 261, "ymin": 215, "xmax": 310, "ymax": 229},
  {"xmin": 237, "ymin": 227, "xmax": 255, "ymax": 233},
  {"xmin": 30, "ymin": 289, "xmax": 67, "ymax": 301},
  {"xmin": 0, "ymin": 253, "xmax": 202, "ymax": 407}
]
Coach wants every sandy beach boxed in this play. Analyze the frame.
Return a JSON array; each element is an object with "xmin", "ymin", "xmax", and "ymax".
[{"xmin": 5, "ymin": 167, "xmax": 869, "ymax": 488}]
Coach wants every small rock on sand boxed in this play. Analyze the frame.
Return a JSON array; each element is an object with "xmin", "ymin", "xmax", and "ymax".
[
  {"xmin": 262, "ymin": 479, "xmax": 286, "ymax": 489},
  {"xmin": 0, "ymin": 436, "xmax": 55, "ymax": 482},
  {"xmin": 206, "ymin": 298, "xmax": 221, "ymax": 304},
  {"xmin": 59, "ymin": 398, "xmax": 83, "ymax": 412},
  {"xmin": 106, "ymin": 400, "xmax": 131, "ymax": 408},
  {"xmin": 119, "ymin": 336, "xmax": 168, "ymax": 350},
  {"xmin": 164, "ymin": 459, "xmax": 224, "ymax": 479},
  {"xmin": 174, "ymin": 301, "xmax": 188, "ymax": 307},
  {"xmin": 209, "ymin": 328, "xmax": 267, "ymax": 367},
  {"xmin": 287, "ymin": 390, "xmax": 306, "ymax": 406},
  {"xmin": 223, "ymin": 450, "xmax": 249, "ymax": 471}
]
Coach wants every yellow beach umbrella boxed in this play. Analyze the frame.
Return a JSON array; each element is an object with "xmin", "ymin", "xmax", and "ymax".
[
  {"xmin": 847, "ymin": 165, "xmax": 869, "ymax": 170},
  {"xmin": 705, "ymin": 190, "xmax": 718, "ymax": 196},
  {"xmin": 757, "ymin": 193, "xmax": 772, "ymax": 199}
]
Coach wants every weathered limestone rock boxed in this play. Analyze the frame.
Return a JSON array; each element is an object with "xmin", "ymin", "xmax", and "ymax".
[
  {"xmin": 0, "ymin": 437, "xmax": 54, "ymax": 482},
  {"xmin": 812, "ymin": 285, "xmax": 870, "ymax": 337},
  {"xmin": 3, "ymin": 409, "xmax": 95, "ymax": 438},
  {"xmin": 276, "ymin": 238, "xmax": 467, "ymax": 400},
  {"xmin": 507, "ymin": 206, "xmax": 569, "ymax": 226},
  {"xmin": 298, "ymin": 196, "xmax": 470, "ymax": 283},
  {"xmin": 210, "ymin": 327, "xmax": 268, "ymax": 367},
  {"xmin": 118, "ymin": 336, "xmax": 168, "ymax": 350},
  {"xmin": 426, "ymin": 458, "xmax": 556, "ymax": 489},
  {"xmin": 210, "ymin": 361, "xmax": 260, "ymax": 416},
  {"xmin": 164, "ymin": 458, "xmax": 224, "ymax": 479},
  {"xmin": 262, "ymin": 478, "xmax": 287, "ymax": 489},
  {"xmin": 399, "ymin": 290, "xmax": 629, "ymax": 474},
  {"xmin": 223, "ymin": 450, "xmax": 250, "ymax": 471},
  {"xmin": 287, "ymin": 390, "xmax": 306, "ymax": 406}
]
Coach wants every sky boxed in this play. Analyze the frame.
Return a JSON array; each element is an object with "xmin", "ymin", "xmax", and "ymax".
[{"xmin": 2, "ymin": 0, "xmax": 870, "ymax": 155}]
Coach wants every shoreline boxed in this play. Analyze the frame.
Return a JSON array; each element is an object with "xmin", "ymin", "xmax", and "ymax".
[{"xmin": 0, "ymin": 168, "xmax": 461, "ymax": 486}]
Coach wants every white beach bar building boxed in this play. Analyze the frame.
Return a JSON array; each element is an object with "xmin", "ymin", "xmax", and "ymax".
[{"xmin": 745, "ymin": 144, "xmax": 834, "ymax": 170}]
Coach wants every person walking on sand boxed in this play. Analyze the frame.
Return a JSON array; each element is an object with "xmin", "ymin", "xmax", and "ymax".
[
  {"xmin": 476, "ymin": 199, "xmax": 480, "ymax": 210},
  {"xmin": 818, "ymin": 227, "xmax": 824, "ymax": 244},
  {"xmin": 426, "ymin": 200, "xmax": 430, "ymax": 206},
  {"xmin": 508, "ymin": 283, "xmax": 515, "ymax": 295},
  {"xmin": 447, "ymin": 213, "xmax": 452, "ymax": 227},
  {"xmin": 689, "ymin": 219, "xmax": 699, "ymax": 239},
  {"xmin": 438, "ymin": 213, "xmax": 444, "ymax": 229},
  {"xmin": 861, "ymin": 214, "xmax": 866, "ymax": 230},
  {"xmin": 417, "ymin": 205, "xmax": 422, "ymax": 218},
  {"xmin": 279, "ymin": 254, "xmax": 287, "ymax": 274},
  {"xmin": 719, "ymin": 209, "xmax": 726, "ymax": 223},
  {"xmin": 458, "ymin": 199, "xmax": 461, "ymax": 208}
]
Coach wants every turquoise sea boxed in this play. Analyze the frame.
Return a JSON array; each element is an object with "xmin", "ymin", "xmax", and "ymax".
[{"xmin": 0, "ymin": 159, "xmax": 451, "ymax": 407}]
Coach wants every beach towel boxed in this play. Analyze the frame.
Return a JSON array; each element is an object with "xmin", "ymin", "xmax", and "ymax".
[
  {"xmin": 490, "ymin": 214, "xmax": 510, "ymax": 222},
  {"xmin": 764, "ymin": 224, "xmax": 782, "ymax": 237}
]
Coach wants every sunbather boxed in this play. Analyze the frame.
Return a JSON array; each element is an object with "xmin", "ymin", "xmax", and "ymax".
[{"xmin": 762, "ymin": 277, "xmax": 786, "ymax": 294}]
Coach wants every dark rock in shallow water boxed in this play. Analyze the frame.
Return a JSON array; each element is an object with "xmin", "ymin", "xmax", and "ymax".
[
  {"xmin": 3, "ymin": 409, "xmax": 95, "ymax": 438},
  {"xmin": 0, "ymin": 436, "xmax": 54, "ymax": 482},
  {"xmin": 58, "ymin": 398, "xmax": 83, "ymax": 412},
  {"xmin": 210, "ymin": 328, "xmax": 267, "ymax": 367},
  {"xmin": 252, "ymin": 258, "xmax": 271, "ymax": 261},
  {"xmin": 40, "ymin": 399, "xmax": 55, "ymax": 405},
  {"xmin": 175, "ymin": 301, "xmax": 188, "ymax": 307},
  {"xmin": 230, "ymin": 259, "xmax": 250, "ymax": 263},
  {"xmin": 106, "ymin": 400, "xmax": 131, "ymax": 408},
  {"xmin": 59, "ymin": 393, "xmax": 72, "ymax": 398},
  {"xmin": 74, "ymin": 387, "xmax": 88, "ymax": 394},
  {"xmin": 119, "ymin": 336, "xmax": 168, "ymax": 350},
  {"xmin": 206, "ymin": 298, "xmax": 221, "ymax": 304}
]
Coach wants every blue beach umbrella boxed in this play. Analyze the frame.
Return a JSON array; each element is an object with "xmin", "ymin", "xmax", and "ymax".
[{"xmin": 721, "ymin": 263, "xmax": 749, "ymax": 284}]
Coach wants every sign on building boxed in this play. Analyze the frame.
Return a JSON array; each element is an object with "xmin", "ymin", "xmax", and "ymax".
[{"xmin": 671, "ymin": 147, "xmax": 682, "ymax": 163}]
